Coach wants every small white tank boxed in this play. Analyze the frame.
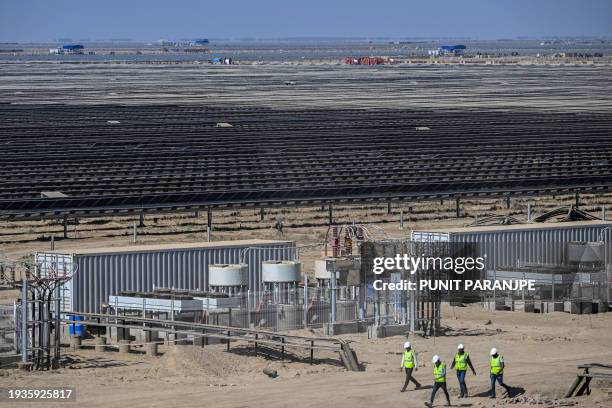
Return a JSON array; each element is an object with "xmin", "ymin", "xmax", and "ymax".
[
  {"xmin": 209, "ymin": 264, "xmax": 248, "ymax": 287},
  {"xmin": 262, "ymin": 260, "xmax": 301, "ymax": 283}
]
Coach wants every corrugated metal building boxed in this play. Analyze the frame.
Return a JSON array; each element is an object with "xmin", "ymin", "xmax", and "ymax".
[
  {"xmin": 411, "ymin": 221, "xmax": 612, "ymax": 269},
  {"xmin": 35, "ymin": 239, "xmax": 295, "ymax": 313}
]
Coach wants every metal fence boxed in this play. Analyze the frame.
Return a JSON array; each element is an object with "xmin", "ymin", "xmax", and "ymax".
[
  {"xmin": 481, "ymin": 268, "xmax": 611, "ymax": 313},
  {"xmin": 0, "ymin": 304, "xmax": 17, "ymax": 354},
  {"xmin": 206, "ymin": 286, "xmax": 360, "ymax": 332}
]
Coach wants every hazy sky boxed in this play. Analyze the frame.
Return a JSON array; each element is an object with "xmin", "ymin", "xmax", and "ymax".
[{"xmin": 1, "ymin": 0, "xmax": 611, "ymax": 42}]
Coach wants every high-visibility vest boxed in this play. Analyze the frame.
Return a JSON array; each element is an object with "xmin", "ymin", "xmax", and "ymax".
[
  {"xmin": 454, "ymin": 352, "xmax": 468, "ymax": 371},
  {"xmin": 490, "ymin": 355, "xmax": 504, "ymax": 375},
  {"xmin": 434, "ymin": 363, "xmax": 446, "ymax": 383},
  {"xmin": 403, "ymin": 350, "xmax": 416, "ymax": 368}
]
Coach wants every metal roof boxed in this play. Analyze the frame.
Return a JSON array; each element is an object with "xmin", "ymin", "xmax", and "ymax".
[
  {"xmin": 42, "ymin": 239, "xmax": 294, "ymax": 256},
  {"xmin": 412, "ymin": 220, "xmax": 612, "ymax": 235}
]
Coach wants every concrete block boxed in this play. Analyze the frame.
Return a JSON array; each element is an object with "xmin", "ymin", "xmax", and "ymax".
[
  {"xmin": 495, "ymin": 303, "xmax": 510, "ymax": 311},
  {"xmin": 69, "ymin": 335, "xmax": 82, "ymax": 351},
  {"xmin": 597, "ymin": 302, "xmax": 610, "ymax": 313},
  {"xmin": 94, "ymin": 336, "xmax": 107, "ymax": 352},
  {"xmin": 581, "ymin": 302, "xmax": 593, "ymax": 314},
  {"xmin": 375, "ymin": 324, "xmax": 410, "ymax": 338},
  {"xmin": 110, "ymin": 326, "xmax": 132, "ymax": 342},
  {"xmin": 524, "ymin": 302, "xmax": 535, "ymax": 313},
  {"xmin": 482, "ymin": 300, "xmax": 495, "ymax": 311},
  {"xmin": 118, "ymin": 340, "xmax": 131, "ymax": 354},
  {"xmin": 17, "ymin": 361, "xmax": 34, "ymax": 371},
  {"xmin": 324, "ymin": 321, "xmax": 358, "ymax": 336},
  {"xmin": 564, "ymin": 301, "xmax": 581, "ymax": 314},
  {"xmin": 512, "ymin": 300, "xmax": 525, "ymax": 312},
  {"xmin": 0, "ymin": 353, "xmax": 21, "ymax": 369},
  {"xmin": 541, "ymin": 302, "xmax": 555, "ymax": 314},
  {"xmin": 145, "ymin": 342, "xmax": 159, "ymax": 357}
]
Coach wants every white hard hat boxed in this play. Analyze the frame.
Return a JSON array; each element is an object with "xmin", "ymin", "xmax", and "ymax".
[
  {"xmin": 457, "ymin": 343, "xmax": 464, "ymax": 350},
  {"xmin": 432, "ymin": 355, "xmax": 440, "ymax": 363},
  {"xmin": 404, "ymin": 341, "xmax": 411, "ymax": 349},
  {"xmin": 490, "ymin": 348, "xmax": 497, "ymax": 355}
]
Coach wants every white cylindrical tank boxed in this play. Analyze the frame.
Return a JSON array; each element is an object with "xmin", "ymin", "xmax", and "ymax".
[
  {"xmin": 209, "ymin": 264, "xmax": 248, "ymax": 287},
  {"xmin": 262, "ymin": 260, "xmax": 301, "ymax": 283}
]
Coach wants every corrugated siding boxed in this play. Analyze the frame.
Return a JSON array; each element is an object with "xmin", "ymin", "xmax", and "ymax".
[
  {"xmin": 37, "ymin": 243, "xmax": 294, "ymax": 313},
  {"xmin": 447, "ymin": 225, "xmax": 612, "ymax": 269}
]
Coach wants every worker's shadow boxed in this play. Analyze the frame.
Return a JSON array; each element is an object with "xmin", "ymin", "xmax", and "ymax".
[{"xmin": 472, "ymin": 385, "xmax": 525, "ymax": 398}]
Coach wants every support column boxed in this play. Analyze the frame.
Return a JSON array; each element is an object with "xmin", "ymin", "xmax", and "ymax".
[
  {"xmin": 575, "ymin": 192, "xmax": 580, "ymax": 209},
  {"xmin": 260, "ymin": 207, "xmax": 265, "ymax": 221},
  {"xmin": 455, "ymin": 197, "xmax": 460, "ymax": 218},
  {"xmin": 328, "ymin": 203, "xmax": 333, "ymax": 225},
  {"xmin": 506, "ymin": 196, "xmax": 510, "ymax": 209},
  {"xmin": 139, "ymin": 212, "xmax": 145, "ymax": 228},
  {"xmin": 387, "ymin": 202, "xmax": 392, "ymax": 215},
  {"xmin": 207, "ymin": 208, "xmax": 213, "ymax": 241},
  {"xmin": 63, "ymin": 217, "xmax": 68, "ymax": 239},
  {"xmin": 194, "ymin": 210, "xmax": 199, "ymax": 218},
  {"xmin": 527, "ymin": 204, "xmax": 532, "ymax": 223}
]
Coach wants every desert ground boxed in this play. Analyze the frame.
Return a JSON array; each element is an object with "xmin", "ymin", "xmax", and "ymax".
[
  {"xmin": 1, "ymin": 194, "xmax": 612, "ymax": 407},
  {"xmin": 0, "ymin": 303, "xmax": 611, "ymax": 408},
  {"xmin": 0, "ymin": 195, "xmax": 612, "ymax": 407}
]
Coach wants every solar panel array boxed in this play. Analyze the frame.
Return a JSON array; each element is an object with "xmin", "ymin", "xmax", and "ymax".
[{"xmin": 1, "ymin": 104, "xmax": 611, "ymax": 219}]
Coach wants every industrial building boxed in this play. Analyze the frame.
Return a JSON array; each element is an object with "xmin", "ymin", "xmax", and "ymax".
[
  {"xmin": 49, "ymin": 44, "xmax": 85, "ymax": 55},
  {"xmin": 35, "ymin": 240, "xmax": 295, "ymax": 314},
  {"xmin": 429, "ymin": 44, "xmax": 466, "ymax": 56},
  {"xmin": 412, "ymin": 221, "xmax": 612, "ymax": 314}
]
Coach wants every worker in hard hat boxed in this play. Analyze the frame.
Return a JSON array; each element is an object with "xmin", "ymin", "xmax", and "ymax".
[
  {"xmin": 425, "ymin": 355, "xmax": 451, "ymax": 408},
  {"xmin": 400, "ymin": 341, "xmax": 422, "ymax": 392},
  {"xmin": 489, "ymin": 347, "xmax": 511, "ymax": 398},
  {"xmin": 450, "ymin": 343, "xmax": 476, "ymax": 398}
]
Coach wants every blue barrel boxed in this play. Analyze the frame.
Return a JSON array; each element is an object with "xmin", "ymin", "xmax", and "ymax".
[{"xmin": 68, "ymin": 315, "xmax": 85, "ymax": 337}]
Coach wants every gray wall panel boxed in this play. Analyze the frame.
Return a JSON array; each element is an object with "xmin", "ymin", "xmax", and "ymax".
[{"xmin": 37, "ymin": 242, "xmax": 294, "ymax": 313}]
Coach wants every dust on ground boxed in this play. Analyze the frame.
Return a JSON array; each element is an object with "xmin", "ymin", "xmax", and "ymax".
[{"xmin": 1, "ymin": 304, "xmax": 611, "ymax": 408}]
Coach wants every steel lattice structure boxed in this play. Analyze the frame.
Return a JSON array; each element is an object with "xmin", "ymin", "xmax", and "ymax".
[{"xmin": 1, "ymin": 105, "xmax": 611, "ymax": 220}]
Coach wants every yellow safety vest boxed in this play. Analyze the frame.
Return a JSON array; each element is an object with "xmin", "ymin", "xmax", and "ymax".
[
  {"xmin": 490, "ymin": 355, "xmax": 504, "ymax": 375},
  {"xmin": 403, "ymin": 350, "xmax": 415, "ymax": 368},
  {"xmin": 434, "ymin": 363, "xmax": 446, "ymax": 383},
  {"xmin": 454, "ymin": 352, "xmax": 468, "ymax": 371}
]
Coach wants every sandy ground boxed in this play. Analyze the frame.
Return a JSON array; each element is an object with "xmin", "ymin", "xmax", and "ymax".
[
  {"xmin": 2, "ymin": 195, "xmax": 612, "ymax": 407},
  {"xmin": 1, "ymin": 304, "xmax": 611, "ymax": 408}
]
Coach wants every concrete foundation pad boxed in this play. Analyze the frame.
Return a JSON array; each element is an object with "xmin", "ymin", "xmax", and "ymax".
[
  {"xmin": 564, "ymin": 301, "xmax": 581, "ymax": 314},
  {"xmin": 324, "ymin": 321, "xmax": 359, "ymax": 336},
  {"xmin": 375, "ymin": 324, "xmax": 410, "ymax": 338}
]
